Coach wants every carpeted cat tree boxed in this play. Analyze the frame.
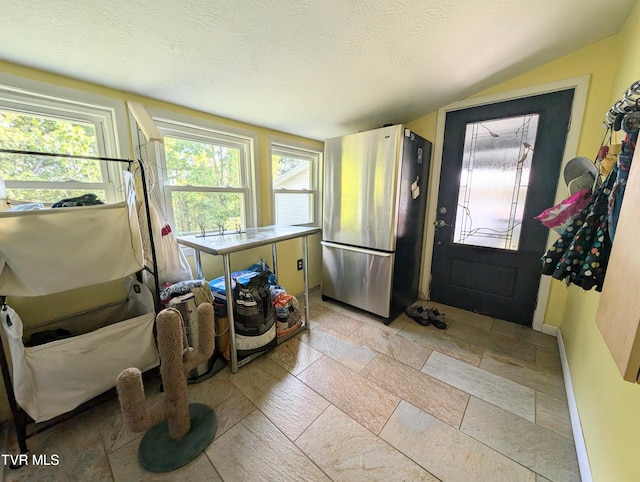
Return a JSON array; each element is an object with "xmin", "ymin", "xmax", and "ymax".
[{"xmin": 116, "ymin": 303, "xmax": 217, "ymax": 472}]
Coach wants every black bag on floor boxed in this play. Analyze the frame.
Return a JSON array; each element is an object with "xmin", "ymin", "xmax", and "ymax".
[{"xmin": 233, "ymin": 272, "xmax": 275, "ymax": 336}]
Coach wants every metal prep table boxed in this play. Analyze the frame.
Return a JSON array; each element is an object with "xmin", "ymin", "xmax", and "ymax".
[{"xmin": 177, "ymin": 225, "xmax": 320, "ymax": 373}]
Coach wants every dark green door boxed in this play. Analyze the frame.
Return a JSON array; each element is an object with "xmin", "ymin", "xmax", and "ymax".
[{"xmin": 430, "ymin": 89, "xmax": 574, "ymax": 325}]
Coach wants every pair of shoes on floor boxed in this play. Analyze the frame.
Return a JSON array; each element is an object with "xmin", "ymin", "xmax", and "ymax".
[
  {"xmin": 427, "ymin": 308, "xmax": 447, "ymax": 330},
  {"xmin": 405, "ymin": 304, "xmax": 447, "ymax": 330}
]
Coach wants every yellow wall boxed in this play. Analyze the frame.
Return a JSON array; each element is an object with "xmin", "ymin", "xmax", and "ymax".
[
  {"xmin": 0, "ymin": 59, "xmax": 323, "ymax": 293},
  {"xmin": 4, "ymin": 11, "xmax": 640, "ymax": 477},
  {"xmin": 408, "ymin": 4, "xmax": 640, "ymax": 479},
  {"xmin": 560, "ymin": 3, "xmax": 640, "ymax": 481},
  {"xmin": 0, "ymin": 60, "xmax": 323, "ymax": 420},
  {"xmin": 409, "ymin": 36, "xmax": 620, "ymax": 327},
  {"xmin": 406, "ymin": 111, "xmax": 438, "ymax": 145},
  {"xmin": 481, "ymin": 10, "xmax": 640, "ymax": 481},
  {"xmin": 407, "ymin": 37, "xmax": 619, "ymax": 316}
]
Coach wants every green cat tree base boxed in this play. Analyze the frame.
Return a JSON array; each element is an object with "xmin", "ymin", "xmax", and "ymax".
[{"xmin": 138, "ymin": 403, "xmax": 217, "ymax": 473}]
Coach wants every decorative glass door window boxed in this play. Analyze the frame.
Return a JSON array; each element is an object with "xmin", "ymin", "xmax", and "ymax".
[{"xmin": 454, "ymin": 114, "xmax": 539, "ymax": 250}]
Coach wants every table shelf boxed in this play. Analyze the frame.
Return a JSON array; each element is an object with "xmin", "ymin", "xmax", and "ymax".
[{"xmin": 178, "ymin": 225, "xmax": 320, "ymax": 372}]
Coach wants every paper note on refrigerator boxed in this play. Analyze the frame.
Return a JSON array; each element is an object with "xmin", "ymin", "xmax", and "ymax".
[{"xmin": 411, "ymin": 176, "xmax": 420, "ymax": 199}]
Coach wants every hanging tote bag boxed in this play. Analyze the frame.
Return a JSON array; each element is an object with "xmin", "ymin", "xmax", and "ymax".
[
  {"xmin": 534, "ymin": 188, "xmax": 593, "ymax": 233},
  {"xmin": 138, "ymin": 200, "xmax": 193, "ymax": 286}
]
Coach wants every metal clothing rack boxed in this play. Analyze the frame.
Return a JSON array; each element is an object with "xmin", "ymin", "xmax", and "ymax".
[{"xmin": 0, "ymin": 148, "xmax": 161, "ymax": 468}]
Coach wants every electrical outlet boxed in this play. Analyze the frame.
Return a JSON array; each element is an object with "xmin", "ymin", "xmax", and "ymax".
[{"xmin": 297, "ymin": 259, "xmax": 303, "ymax": 270}]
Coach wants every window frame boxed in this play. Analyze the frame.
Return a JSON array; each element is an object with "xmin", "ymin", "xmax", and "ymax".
[
  {"xmin": 0, "ymin": 73, "xmax": 129, "ymax": 204},
  {"xmin": 131, "ymin": 109, "xmax": 260, "ymax": 235},
  {"xmin": 268, "ymin": 137, "xmax": 322, "ymax": 227}
]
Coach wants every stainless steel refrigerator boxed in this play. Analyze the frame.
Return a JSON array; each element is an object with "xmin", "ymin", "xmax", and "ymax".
[{"xmin": 321, "ymin": 124, "xmax": 432, "ymax": 322}]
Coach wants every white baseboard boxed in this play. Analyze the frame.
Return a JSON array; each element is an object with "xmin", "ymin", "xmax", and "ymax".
[
  {"xmin": 557, "ymin": 329, "xmax": 592, "ymax": 482},
  {"xmin": 541, "ymin": 323, "xmax": 559, "ymax": 336}
]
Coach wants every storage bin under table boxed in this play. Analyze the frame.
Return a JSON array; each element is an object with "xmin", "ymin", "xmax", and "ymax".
[{"xmin": 177, "ymin": 225, "xmax": 320, "ymax": 373}]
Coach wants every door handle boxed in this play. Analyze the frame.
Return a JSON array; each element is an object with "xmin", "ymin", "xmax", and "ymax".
[
  {"xmin": 434, "ymin": 219, "xmax": 452, "ymax": 232},
  {"xmin": 436, "ymin": 219, "xmax": 454, "ymax": 227}
]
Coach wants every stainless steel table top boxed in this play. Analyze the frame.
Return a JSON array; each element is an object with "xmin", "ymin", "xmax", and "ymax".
[{"xmin": 177, "ymin": 225, "xmax": 321, "ymax": 255}]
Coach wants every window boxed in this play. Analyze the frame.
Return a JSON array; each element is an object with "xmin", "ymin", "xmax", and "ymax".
[
  {"xmin": 147, "ymin": 117, "xmax": 257, "ymax": 236},
  {"xmin": 270, "ymin": 140, "xmax": 321, "ymax": 226},
  {"xmin": 454, "ymin": 115, "xmax": 539, "ymax": 250},
  {"xmin": 0, "ymin": 79, "xmax": 124, "ymax": 204}
]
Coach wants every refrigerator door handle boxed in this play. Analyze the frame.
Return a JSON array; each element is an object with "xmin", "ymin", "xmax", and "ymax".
[{"xmin": 321, "ymin": 241, "xmax": 393, "ymax": 257}]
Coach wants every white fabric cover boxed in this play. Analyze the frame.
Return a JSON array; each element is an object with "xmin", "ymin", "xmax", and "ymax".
[
  {"xmin": 2, "ymin": 278, "xmax": 159, "ymax": 423},
  {"xmin": 0, "ymin": 171, "xmax": 144, "ymax": 296},
  {"xmin": 138, "ymin": 199, "xmax": 193, "ymax": 286}
]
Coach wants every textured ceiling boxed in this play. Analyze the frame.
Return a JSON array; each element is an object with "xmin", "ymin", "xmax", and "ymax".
[{"xmin": 0, "ymin": 0, "xmax": 636, "ymax": 140}]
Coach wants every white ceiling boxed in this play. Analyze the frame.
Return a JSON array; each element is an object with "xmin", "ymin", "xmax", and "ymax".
[{"xmin": 1, "ymin": 0, "xmax": 636, "ymax": 140}]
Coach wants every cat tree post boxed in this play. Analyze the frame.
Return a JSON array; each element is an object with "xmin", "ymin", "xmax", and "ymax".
[{"xmin": 117, "ymin": 303, "xmax": 217, "ymax": 472}]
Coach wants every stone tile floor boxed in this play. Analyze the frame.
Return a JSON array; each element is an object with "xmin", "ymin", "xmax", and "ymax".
[{"xmin": 1, "ymin": 290, "xmax": 580, "ymax": 481}]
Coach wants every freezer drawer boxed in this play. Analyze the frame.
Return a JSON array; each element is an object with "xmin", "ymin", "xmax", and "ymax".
[{"xmin": 321, "ymin": 241, "xmax": 394, "ymax": 318}]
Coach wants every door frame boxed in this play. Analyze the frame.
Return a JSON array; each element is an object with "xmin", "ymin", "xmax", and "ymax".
[{"xmin": 419, "ymin": 75, "xmax": 590, "ymax": 333}]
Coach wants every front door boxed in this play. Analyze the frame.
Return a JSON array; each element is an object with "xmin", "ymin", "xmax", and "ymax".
[{"xmin": 430, "ymin": 89, "xmax": 574, "ymax": 325}]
